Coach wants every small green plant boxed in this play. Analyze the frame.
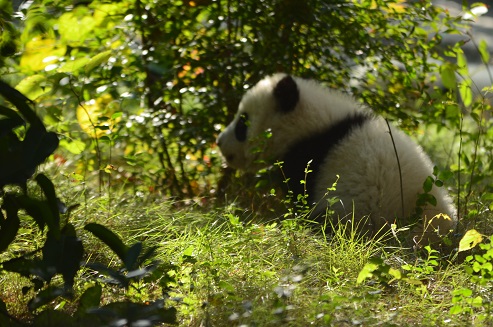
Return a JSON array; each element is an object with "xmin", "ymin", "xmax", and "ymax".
[
  {"xmin": 276, "ymin": 159, "xmax": 314, "ymax": 220},
  {"xmin": 401, "ymin": 246, "xmax": 440, "ymax": 278},
  {"xmin": 357, "ymin": 257, "xmax": 403, "ymax": 287},
  {"xmin": 415, "ymin": 166, "xmax": 451, "ymax": 217},
  {"xmin": 449, "ymin": 233, "xmax": 493, "ymax": 322},
  {"xmin": 357, "ymin": 246, "xmax": 443, "ymax": 295}
]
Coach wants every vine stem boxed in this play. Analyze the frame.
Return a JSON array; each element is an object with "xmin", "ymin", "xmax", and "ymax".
[{"xmin": 385, "ymin": 119, "xmax": 405, "ymax": 218}]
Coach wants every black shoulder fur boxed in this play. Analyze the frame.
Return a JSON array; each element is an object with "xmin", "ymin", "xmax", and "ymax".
[{"xmin": 281, "ymin": 113, "xmax": 371, "ymax": 201}]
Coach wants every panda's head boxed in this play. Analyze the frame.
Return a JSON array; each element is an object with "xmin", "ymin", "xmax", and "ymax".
[{"xmin": 217, "ymin": 74, "xmax": 309, "ymax": 171}]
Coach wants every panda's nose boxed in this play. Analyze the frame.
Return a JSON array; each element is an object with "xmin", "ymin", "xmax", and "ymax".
[{"xmin": 225, "ymin": 154, "xmax": 235, "ymax": 162}]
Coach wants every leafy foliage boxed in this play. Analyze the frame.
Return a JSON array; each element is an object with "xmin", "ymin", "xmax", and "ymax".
[
  {"xmin": 0, "ymin": 81, "xmax": 58, "ymax": 188},
  {"xmin": 0, "ymin": 82, "xmax": 176, "ymax": 326},
  {"xmin": 2, "ymin": 0, "xmax": 486, "ymax": 201},
  {"xmin": 449, "ymin": 234, "xmax": 493, "ymax": 322}
]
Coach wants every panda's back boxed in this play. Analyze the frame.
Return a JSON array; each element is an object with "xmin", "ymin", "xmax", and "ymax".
[{"xmin": 311, "ymin": 116, "xmax": 455, "ymax": 233}]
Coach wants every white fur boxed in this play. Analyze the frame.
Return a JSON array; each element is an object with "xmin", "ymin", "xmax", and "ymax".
[{"xmin": 217, "ymin": 74, "xmax": 457, "ymax": 244}]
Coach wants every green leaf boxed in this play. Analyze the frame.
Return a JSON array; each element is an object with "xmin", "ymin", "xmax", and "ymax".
[
  {"xmin": 84, "ymin": 223, "xmax": 128, "ymax": 263},
  {"xmin": 472, "ymin": 296, "xmax": 483, "ymax": 307},
  {"xmin": 459, "ymin": 80, "xmax": 473, "ymax": 107},
  {"xmin": 0, "ymin": 80, "xmax": 42, "ymax": 128},
  {"xmin": 457, "ymin": 51, "xmax": 468, "ymax": 76},
  {"xmin": 417, "ymin": 191, "xmax": 437, "ymax": 208},
  {"xmin": 58, "ymin": 57, "xmax": 91, "ymax": 73},
  {"xmin": 434, "ymin": 180, "xmax": 444, "ymax": 187},
  {"xmin": 1, "ymin": 256, "xmax": 38, "ymax": 279},
  {"xmin": 15, "ymin": 75, "xmax": 51, "ymax": 100},
  {"xmin": 478, "ymin": 39, "xmax": 490, "ymax": 64},
  {"xmin": 453, "ymin": 287, "xmax": 473, "ymax": 297},
  {"xmin": 388, "ymin": 267, "xmax": 402, "ymax": 280},
  {"xmin": 87, "ymin": 300, "xmax": 177, "ymax": 325},
  {"xmin": 84, "ymin": 50, "xmax": 112, "ymax": 74},
  {"xmin": 357, "ymin": 259, "xmax": 382, "ymax": 284},
  {"xmin": 228, "ymin": 214, "xmax": 240, "ymax": 226},
  {"xmin": 32, "ymin": 309, "xmax": 74, "ymax": 326},
  {"xmin": 459, "ymin": 229, "xmax": 483, "ymax": 252},
  {"xmin": 22, "ymin": 127, "xmax": 59, "ymax": 173},
  {"xmin": 58, "ymin": 10, "xmax": 97, "ymax": 45},
  {"xmin": 15, "ymin": 196, "xmax": 51, "ymax": 231},
  {"xmin": 76, "ymin": 284, "xmax": 102, "ymax": 317},
  {"xmin": 218, "ymin": 280, "xmax": 236, "ymax": 293},
  {"xmin": 0, "ymin": 104, "xmax": 24, "ymax": 131},
  {"xmin": 0, "ymin": 84, "xmax": 58, "ymax": 187},
  {"xmin": 483, "ymin": 262, "xmax": 493, "ymax": 271},
  {"xmin": 85, "ymin": 262, "xmax": 127, "ymax": 286},
  {"xmin": 183, "ymin": 245, "xmax": 195, "ymax": 257},
  {"xmin": 449, "ymin": 305, "xmax": 463, "ymax": 315},
  {"xmin": 423, "ymin": 176, "xmax": 434, "ymax": 193},
  {"xmin": 439, "ymin": 63, "xmax": 457, "ymax": 89},
  {"xmin": 35, "ymin": 174, "xmax": 60, "ymax": 235},
  {"xmin": 59, "ymin": 138, "xmax": 86, "ymax": 155},
  {"xmin": 28, "ymin": 286, "xmax": 66, "ymax": 311},
  {"xmin": 44, "ymin": 224, "xmax": 84, "ymax": 288},
  {"xmin": 111, "ymin": 111, "xmax": 123, "ymax": 120},
  {"xmin": 124, "ymin": 242, "xmax": 143, "ymax": 271}
]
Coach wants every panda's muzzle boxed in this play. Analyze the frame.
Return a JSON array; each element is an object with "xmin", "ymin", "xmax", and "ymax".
[{"xmin": 216, "ymin": 132, "xmax": 235, "ymax": 164}]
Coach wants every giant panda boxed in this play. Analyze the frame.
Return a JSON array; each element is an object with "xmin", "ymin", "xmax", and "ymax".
[{"xmin": 216, "ymin": 73, "xmax": 457, "ymax": 245}]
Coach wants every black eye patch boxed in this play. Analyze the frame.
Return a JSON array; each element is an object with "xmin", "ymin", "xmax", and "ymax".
[{"xmin": 234, "ymin": 113, "xmax": 249, "ymax": 142}]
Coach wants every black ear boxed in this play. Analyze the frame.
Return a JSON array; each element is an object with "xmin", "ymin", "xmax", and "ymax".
[{"xmin": 273, "ymin": 75, "xmax": 299, "ymax": 113}]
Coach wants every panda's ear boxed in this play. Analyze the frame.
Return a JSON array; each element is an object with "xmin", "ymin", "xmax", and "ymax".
[{"xmin": 273, "ymin": 75, "xmax": 299, "ymax": 113}]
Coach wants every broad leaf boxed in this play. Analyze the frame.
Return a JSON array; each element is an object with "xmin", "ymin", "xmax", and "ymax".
[
  {"xmin": 28, "ymin": 286, "xmax": 66, "ymax": 311},
  {"xmin": 124, "ymin": 242, "xmax": 143, "ymax": 271},
  {"xmin": 15, "ymin": 75, "xmax": 51, "ymax": 100},
  {"xmin": 478, "ymin": 39, "xmax": 490, "ymax": 64},
  {"xmin": 76, "ymin": 284, "xmax": 102, "ymax": 316},
  {"xmin": 0, "ymin": 104, "xmax": 24, "ymax": 135},
  {"xmin": 459, "ymin": 80, "xmax": 473, "ymax": 107},
  {"xmin": 87, "ymin": 300, "xmax": 177, "ymax": 326},
  {"xmin": 36, "ymin": 174, "xmax": 61, "ymax": 235},
  {"xmin": 84, "ymin": 223, "xmax": 128, "ymax": 264},
  {"xmin": 0, "ymin": 80, "xmax": 42, "ymax": 128},
  {"xmin": 439, "ymin": 63, "xmax": 457, "ymax": 89},
  {"xmin": 459, "ymin": 229, "xmax": 483, "ymax": 252}
]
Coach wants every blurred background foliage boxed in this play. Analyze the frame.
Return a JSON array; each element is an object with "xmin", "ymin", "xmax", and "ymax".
[{"xmin": 0, "ymin": 0, "xmax": 491, "ymax": 220}]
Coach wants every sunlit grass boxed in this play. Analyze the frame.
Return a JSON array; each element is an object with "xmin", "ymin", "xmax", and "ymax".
[{"xmin": 1, "ymin": 186, "xmax": 492, "ymax": 326}]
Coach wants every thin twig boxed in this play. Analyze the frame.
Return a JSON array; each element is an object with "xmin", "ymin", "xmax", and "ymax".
[{"xmin": 68, "ymin": 78, "xmax": 103, "ymax": 195}]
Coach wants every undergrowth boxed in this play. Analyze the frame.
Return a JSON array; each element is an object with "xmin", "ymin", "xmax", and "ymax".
[{"xmin": 3, "ymin": 187, "xmax": 492, "ymax": 326}]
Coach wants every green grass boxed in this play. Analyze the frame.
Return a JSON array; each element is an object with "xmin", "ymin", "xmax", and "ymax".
[{"xmin": 3, "ymin": 188, "xmax": 492, "ymax": 326}]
